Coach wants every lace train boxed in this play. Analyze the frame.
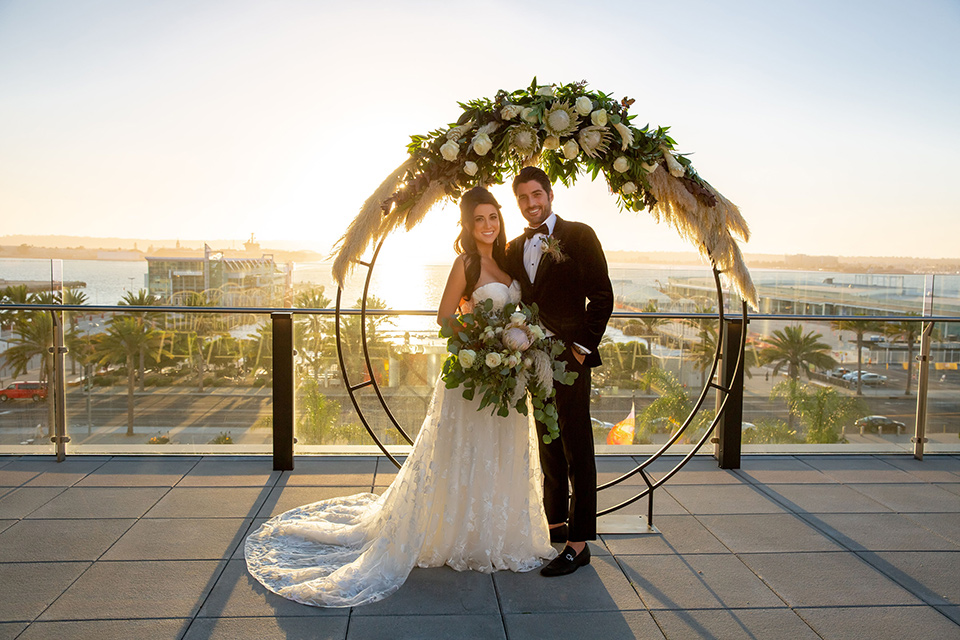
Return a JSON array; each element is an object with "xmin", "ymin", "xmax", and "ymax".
[{"xmin": 245, "ymin": 281, "xmax": 554, "ymax": 607}]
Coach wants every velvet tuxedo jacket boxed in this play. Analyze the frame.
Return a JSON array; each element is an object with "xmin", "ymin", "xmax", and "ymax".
[{"xmin": 506, "ymin": 216, "xmax": 614, "ymax": 368}]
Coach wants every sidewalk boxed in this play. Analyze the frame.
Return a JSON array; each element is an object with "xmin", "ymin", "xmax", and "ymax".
[{"xmin": 0, "ymin": 454, "xmax": 958, "ymax": 639}]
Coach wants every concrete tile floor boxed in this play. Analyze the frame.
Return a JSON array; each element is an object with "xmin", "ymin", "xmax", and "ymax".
[{"xmin": 0, "ymin": 454, "xmax": 956, "ymax": 639}]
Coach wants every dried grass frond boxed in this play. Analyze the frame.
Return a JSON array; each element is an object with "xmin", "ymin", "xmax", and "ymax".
[
  {"xmin": 510, "ymin": 369, "xmax": 529, "ymax": 405},
  {"xmin": 530, "ymin": 349, "xmax": 554, "ymax": 395},
  {"xmin": 404, "ymin": 181, "xmax": 446, "ymax": 231},
  {"xmin": 331, "ymin": 159, "xmax": 414, "ymax": 287}
]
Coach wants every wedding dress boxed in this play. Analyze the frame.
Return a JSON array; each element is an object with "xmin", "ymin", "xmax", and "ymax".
[{"xmin": 245, "ymin": 280, "xmax": 555, "ymax": 607}]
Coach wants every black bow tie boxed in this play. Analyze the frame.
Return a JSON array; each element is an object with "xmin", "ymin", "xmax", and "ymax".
[{"xmin": 524, "ymin": 224, "xmax": 549, "ymax": 239}]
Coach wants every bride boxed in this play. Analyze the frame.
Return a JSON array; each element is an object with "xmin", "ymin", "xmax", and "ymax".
[{"xmin": 245, "ymin": 186, "xmax": 556, "ymax": 607}]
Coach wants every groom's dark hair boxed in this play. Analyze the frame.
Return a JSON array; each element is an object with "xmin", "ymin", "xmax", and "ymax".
[{"xmin": 511, "ymin": 166, "xmax": 552, "ymax": 195}]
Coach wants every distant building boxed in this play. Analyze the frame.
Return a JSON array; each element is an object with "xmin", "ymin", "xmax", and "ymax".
[{"xmin": 147, "ymin": 244, "xmax": 289, "ymax": 306}]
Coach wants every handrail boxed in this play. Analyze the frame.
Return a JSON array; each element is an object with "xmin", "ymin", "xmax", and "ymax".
[{"xmin": 4, "ymin": 303, "xmax": 959, "ymax": 324}]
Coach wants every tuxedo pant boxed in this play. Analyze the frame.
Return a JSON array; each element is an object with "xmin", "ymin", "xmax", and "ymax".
[{"xmin": 535, "ymin": 353, "xmax": 596, "ymax": 541}]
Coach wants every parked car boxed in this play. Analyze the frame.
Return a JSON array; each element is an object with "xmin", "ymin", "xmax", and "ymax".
[
  {"xmin": 826, "ymin": 367, "xmax": 850, "ymax": 378},
  {"xmin": 854, "ymin": 415, "xmax": 905, "ymax": 435},
  {"xmin": 0, "ymin": 381, "xmax": 48, "ymax": 402},
  {"xmin": 842, "ymin": 371, "xmax": 887, "ymax": 386}
]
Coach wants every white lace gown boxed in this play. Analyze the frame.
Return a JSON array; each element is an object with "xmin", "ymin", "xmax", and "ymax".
[{"xmin": 245, "ymin": 281, "xmax": 555, "ymax": 607}]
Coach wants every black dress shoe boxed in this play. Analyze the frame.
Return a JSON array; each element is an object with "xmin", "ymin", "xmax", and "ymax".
[
  {"xmin": 549, "ymin": 524, "xmax": 568, "ymax": 543},
  {"xmin": 540, "ymin": 544, "xmax": 591, "ymax": 577}
]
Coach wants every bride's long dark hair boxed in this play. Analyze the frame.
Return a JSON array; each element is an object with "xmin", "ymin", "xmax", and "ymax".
[{"xmin": 454, "ymin": 186, "xmax": 509, "ymax": 299}]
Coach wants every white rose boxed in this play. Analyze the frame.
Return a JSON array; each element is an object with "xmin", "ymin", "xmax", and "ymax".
[
  {"xmin": 536, "ymin": 85, "xmax": 555, "ymax": 97},
  {"xmin": 529, "ymin": 324, "xmax": 545, "ymax": 340},
  {"xmin": 562, "ymin": 139, "xmax": 579, "ymax": 160},
  {"xmin": 613, "ymin": 156, "xmax": 630, "ymax": 173},
  {"xmin": 575, "ymin": 96, "xmax": 593, "ymax": 116},
  {"xmin": 485, "ymin": 352, "xmax": 502, "ymax": 368},
  {"xmin": 521, "ymin": 107, "xmax": 538, "ymax": 123},
  {"xmin": 440, "ymin": 140, "xmax": 459, "ymax": 162},
  {"xmin": 504, "ymin": 354, "xmax": 520, "ymax": 368},
  {"xmin": 523, "ymin": 357, "xmax": 533, "ymax": 368},
  {"xmin": 509, "ymin": 312, "xmax": 526, "ymax": 325},
  {"xmin": 463, "ymin": 161, "xmax": 478, "ymax": 176},
  {"xmin": 622, "ymin": 181, "xmax": 637, "ymax": 195},
  {"xmin": 543, "ymin": 135, "xmax": 561, "ymax": 150},
  {"xmin": 501, "ymin": 104, "xmax": 522, "ymax": 120},
  {"xmin": 590, "ymin": 109, "xmax": 608, "ymax": 126},
  {"xmin": 458, "ymin": 349, "xmax": 476, "ymax": 369},
  {"xmin": 472, "ymin": 133, "xmax": 493, "ymax": 156}
]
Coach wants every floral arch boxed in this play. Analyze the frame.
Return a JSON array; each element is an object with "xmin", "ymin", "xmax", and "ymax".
[{"xmin": 332, "ymin": 78, "xmax": 757, "ymax": 308}]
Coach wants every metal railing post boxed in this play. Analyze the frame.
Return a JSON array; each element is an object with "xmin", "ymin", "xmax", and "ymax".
[
  {"xmin": 913, "ymin": 275, "xmax": 935, "ymax": 460},
  {"xmin": 49, "ymin": 311, "xmax": 70, "ymax": 461},
  {"xmin": 714, "ymin": 317, "xmax": 744, "ymax": 469},
  {"xmin": 271, "ymin": 312, "xmax": 294, "ymax": 470},
  {"xmin": 913, "ymin": 322, "xmax": 933, "ymax": 460}
]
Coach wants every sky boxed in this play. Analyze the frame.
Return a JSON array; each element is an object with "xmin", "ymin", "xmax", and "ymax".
[{"xmin": 1, "ymin": 0, "xmax": 958, "ymax": 266}]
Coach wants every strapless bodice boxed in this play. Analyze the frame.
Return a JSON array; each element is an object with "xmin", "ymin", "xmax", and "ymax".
[{"xmin": 467, "ymin": 280, "xmax": 521, "ymax": 312}]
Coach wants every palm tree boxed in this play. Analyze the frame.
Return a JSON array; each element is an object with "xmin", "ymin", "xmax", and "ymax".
[
  {"xmin": 771, "ymin": 379, "xmax": 865, "ymax": 443},
  {"xmin": 338, "ymin": 296, "xmax": 393, "ymax": 384},
  {"xmin": 2, "ymin": 291, "xmax": 78, "ymax": 436},
  {"xmin": 637, "ymin": 367, "xmax": 715, "ymax": 444},
  {"xmin": 294, "ymin": 286, "xmax": 334, "ymax": 380},
  {"xmin": 94, "ymin": 316, "xmax": 160, "ymax": 436},
  {"xmin": 831, "ymin": 315, "xmax": 881, "ymax": 396},
  {"xmin": 63, "ymin": 287, "xmax": 88, "ymax": 375},
  {"xmin": 119, "ymin": 290, "xmax": 161, "ymax": 391},
  {"xmin": 883, "ymin": 314, "xmax": 923, "ymax": 396},
  {"xmin": 761, "ymin": 325, "xmax": 837, "ymax": 381}
]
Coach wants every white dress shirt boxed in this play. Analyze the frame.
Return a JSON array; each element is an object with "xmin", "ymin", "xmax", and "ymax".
[{"xmin": 522, "ymin": 212, "xmax": 557, "ymax": 284}]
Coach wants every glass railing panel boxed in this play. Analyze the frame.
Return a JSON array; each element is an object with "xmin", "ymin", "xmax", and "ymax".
[
  {"xmin": 65, "ymin": 310, "xmax": 273, "ymax": 454},
  {"xmin": 593, "ymin": 315, "xmax": 720, "ymax": 454},
  {"xmin": 924, "ymin": 320, "xmax": 960, "ymax": 452},
  {"xmin": 742, "ymin": 318, "xmax": 928, "ymax": 452},
  {"xmin": 0, "ymin": 306, "xmax": 57, "ymax": 454},
  {"xmin": 293, "ymin": 311, "xmax": 438, "ymax": 453}
]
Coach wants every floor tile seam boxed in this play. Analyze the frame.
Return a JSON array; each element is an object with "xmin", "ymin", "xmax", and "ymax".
[
  {"xmin": 852, "ymin": 549, "xmax": 960, "ymax": 608},
  {"xmin": 900, "ymin": 512, "xmax": 960, "ymax": 547},
  {"xmin": 754, "ymin": 481, "xmax": 895, "ymax": 514},
  {"xmin": 792, "ymin": 506, "xmax": 960, "ymax": 553},
  {"xmin": 733, "ymin": 549, "xmax": 931, "ymax": 608},
  {"xmin": 722, "ymin": 549, "xmax": 807, "ymax": 612},
  {"xmin": 2, "ymin": 486, "xmax": 69, "ymax": 520},
  {"xmin": 488, "ymin": 565, "xmax": 509, "ymax": 639},
  {"xmin": 21, "ymin": 560, "xmax": 96, "ymax": 628}
]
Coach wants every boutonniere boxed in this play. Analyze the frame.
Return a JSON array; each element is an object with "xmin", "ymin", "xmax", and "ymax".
[{"xmin": 540, "ymin": 235, "xmax": 567, "ymax": 263}]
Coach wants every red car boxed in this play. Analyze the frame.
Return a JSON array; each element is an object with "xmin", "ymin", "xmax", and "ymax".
[{"xmin": 0, "ymin": 381, "xmax": 48, "ymax": 402}]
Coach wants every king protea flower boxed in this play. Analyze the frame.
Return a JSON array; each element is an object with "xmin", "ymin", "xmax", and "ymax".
[
  {"xmin": 507, "ymin": 124, "xmax": 539, "ymax": 157},
  {"xmin": 577, "ymin": 125, "xmax": 612, "ymax": 159},
  {"xmin": 543, "ymin": 101, "xmax": 580, "ymax": 138}
]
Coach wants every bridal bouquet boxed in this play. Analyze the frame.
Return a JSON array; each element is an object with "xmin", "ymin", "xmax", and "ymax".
[{"xmin": 440, "ymin": 300, "xmax": 577, "ymax": 444}]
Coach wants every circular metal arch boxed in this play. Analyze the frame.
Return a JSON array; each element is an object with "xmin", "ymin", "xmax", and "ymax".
[{"xmin": 334, "ymin": 238, "xmax": 749, "ymax": 517}]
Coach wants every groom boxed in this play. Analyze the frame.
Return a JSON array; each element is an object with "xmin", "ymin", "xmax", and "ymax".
[{"xmin": 506, "ymin": 166, "xmax": 613, "ymax": 577}]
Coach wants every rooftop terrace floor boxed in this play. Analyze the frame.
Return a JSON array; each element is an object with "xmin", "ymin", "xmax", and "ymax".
[{"xmin": 0, "ymin": 454, "xmax": 958, "ymax": 639}]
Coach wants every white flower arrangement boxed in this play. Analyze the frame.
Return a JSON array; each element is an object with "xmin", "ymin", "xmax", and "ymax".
[{"xmin": 440, "ymin": 299, "xmax": 577, "ymax": 443}]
